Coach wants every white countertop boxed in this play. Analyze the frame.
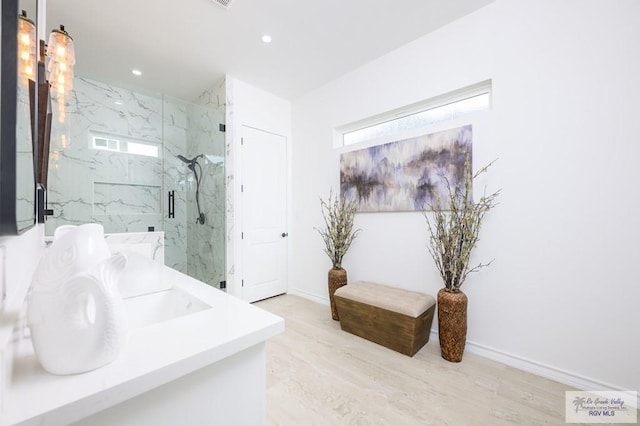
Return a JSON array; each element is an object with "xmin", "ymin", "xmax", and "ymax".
[{"xmin": 1, "ymin": 265, "xmax": 284, "ymax": 426}]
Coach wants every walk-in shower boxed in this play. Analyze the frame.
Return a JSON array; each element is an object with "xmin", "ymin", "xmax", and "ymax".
[{"xmin": 45, "ymin": 76, "xmax": 226, "ymax": 289}]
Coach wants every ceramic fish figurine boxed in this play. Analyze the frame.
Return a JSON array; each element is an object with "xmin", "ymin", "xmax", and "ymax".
[{"xmin": 28, "ymin": 224, "xmax": 128, "ymax": 375}]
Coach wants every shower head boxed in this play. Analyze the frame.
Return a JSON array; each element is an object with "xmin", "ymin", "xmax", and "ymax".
[
  {"xmin": 177, "ymin": 154, "xmax": 193, "ymax": 164},
  {"xmin": 177, "ymin": 154, "xmax": 223, "ymax": 167},
  {"xmin": 176, "ymin": 154, "xmax": 203, "ymax": 165}
]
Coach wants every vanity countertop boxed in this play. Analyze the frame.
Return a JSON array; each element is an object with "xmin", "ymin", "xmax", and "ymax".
[{"xmin": 1, "ymin": 264, "xmax": 284, "ymax": 426}]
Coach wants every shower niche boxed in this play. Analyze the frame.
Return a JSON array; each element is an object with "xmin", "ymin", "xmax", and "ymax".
[{"xmin": 45, "ymin": 76, "xmax": 226, "ymax": 288}]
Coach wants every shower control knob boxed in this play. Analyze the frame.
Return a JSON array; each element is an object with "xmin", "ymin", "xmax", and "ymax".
[{"xmin": 281, "ymin": 232, "xmax": 288, "ymax": 238}]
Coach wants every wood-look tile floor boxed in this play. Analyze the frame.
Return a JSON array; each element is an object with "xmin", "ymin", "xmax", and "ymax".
[{"xmin": 255, "ymin": 294, "xmax": 598, "ymax": 426}]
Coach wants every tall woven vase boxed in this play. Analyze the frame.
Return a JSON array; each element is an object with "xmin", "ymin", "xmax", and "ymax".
[
  {"xmin": 437, "ymin": 288, "xmax": 468, "ymax": 362},
  {"xmin": 328, "ymin": 267, "xmax": 347, "ymax": 320}
]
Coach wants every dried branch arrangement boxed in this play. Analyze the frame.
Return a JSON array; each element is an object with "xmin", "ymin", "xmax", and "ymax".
[
  {"xmin": 425, "ymin": 159, "xmax": 500, "ymax": 292},
  {"xmin": 316, "ymin": 190, "xmax": 360, "ymax": 270}
]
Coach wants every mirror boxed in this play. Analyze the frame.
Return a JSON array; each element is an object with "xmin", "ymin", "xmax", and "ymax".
[{"xmin": 0, "ymin": 0, "xmax": 37, "ymax": 236}]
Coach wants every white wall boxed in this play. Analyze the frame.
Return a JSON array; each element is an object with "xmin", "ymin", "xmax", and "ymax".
[
  {"xmin": 291, "ymin": 0, "xmax": 640, "ymax": 393},
  {"xmin": 225, "ymin": 77, "xmax": 292, "ymax": 298}
]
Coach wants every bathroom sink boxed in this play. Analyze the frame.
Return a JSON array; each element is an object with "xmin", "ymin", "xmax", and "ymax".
[{"xmin": 123, "ymin": 287, "xmax": 211, "ymax": 329}]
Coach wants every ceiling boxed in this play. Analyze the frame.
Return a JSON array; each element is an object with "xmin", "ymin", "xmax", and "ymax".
[{"xmin": 45, "ymin": 0, "xmax": 494, "ymax": 101}]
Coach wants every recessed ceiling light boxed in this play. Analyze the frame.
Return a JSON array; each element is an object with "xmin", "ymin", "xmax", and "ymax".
[
  {"xmin": 132, "ymin": 69, "xmax": 142, "ymax": 76},
  {"xmin": 261, "ymin": 34, "xmax": 272, "ymax": 44}
]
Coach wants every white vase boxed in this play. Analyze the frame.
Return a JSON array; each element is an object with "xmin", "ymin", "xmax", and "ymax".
[{"xmin": 28, "ymin": 224, "xmax": 128, "ymax": 375}]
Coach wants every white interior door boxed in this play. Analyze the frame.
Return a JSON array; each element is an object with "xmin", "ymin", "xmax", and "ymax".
[{"xmin": 241, "ymin": 126, "xmax": 288, "ymax": 303}]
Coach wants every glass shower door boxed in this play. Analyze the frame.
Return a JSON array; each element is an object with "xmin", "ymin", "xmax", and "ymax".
[{"xmin": 162, "ymin": 96, "xmax": 226, "ymax": 288}]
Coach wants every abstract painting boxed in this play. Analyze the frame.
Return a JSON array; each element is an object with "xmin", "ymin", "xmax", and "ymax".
[{"xmin": 340, "ymin": 125, "xmax": 472, "ymax": 212}]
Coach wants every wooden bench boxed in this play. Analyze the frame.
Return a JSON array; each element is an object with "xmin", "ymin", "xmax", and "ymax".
[{"xmin": 334, "ymin": 281, "xmax": 436, "ymax": 357}]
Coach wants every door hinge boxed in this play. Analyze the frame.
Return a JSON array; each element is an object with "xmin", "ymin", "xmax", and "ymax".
[
  {"xmin": 241, "ymin": 184, "xmax": 244, "ymax": 192},
  {"xmin": 241, "ymin": 137, "xmax": 244, "ymax": 146},
  {"xmin": 241, "ymin": 232, "xmax": 244, "ymax": 239},
  {"xmin": 242, "ymin": 279, "xmax": 244, "ymax": 287}
]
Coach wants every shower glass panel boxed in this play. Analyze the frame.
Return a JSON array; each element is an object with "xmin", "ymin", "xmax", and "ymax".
[
  {"xmin": 162, "ymin": 96, "xmax": 226, "ymax": 287},
  {"xmin": 45, "ymin": 76, "xmax": 226, "ymax": 288}
]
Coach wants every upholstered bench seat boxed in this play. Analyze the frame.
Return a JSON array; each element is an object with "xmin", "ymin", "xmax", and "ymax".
[{"xmin": 334, "ymin": 281, "xmax": 436, "ymax": 357}]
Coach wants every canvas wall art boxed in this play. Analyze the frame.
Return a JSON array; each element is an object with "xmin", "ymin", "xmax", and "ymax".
[{"xmin": 340, "ymin": 125, "xmax": 472, "ymax": 212}]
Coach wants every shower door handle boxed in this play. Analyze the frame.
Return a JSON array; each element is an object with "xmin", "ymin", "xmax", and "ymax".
[{"xmin": 168, "ymin": 190, "xmax": 175, "ymax": 219}]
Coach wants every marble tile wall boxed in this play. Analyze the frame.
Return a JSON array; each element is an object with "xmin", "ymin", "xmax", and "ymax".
[
  {"xmin": 220, "ymin": 79, "xmax": 235, "ymax": 292},
  {"xmin": 104, "ymin": 231, "xmax": 165, "ymax": 264},
  {"xmin": 16, "ymin": 78, "xmax": 36, "ymax": 231}
]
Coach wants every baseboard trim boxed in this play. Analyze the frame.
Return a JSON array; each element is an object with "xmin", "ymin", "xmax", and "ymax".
[
  {"xmin": 429, "ymin": 330, "xmax": 638, "ymax": 408},
  {"xmin": 287, "ymin": 288, "xmax": 329, "ymax": 306}
]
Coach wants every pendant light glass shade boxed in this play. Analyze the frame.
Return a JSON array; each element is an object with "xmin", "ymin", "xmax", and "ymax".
[
  {"xmin": 47, "ymin": 26, "xmax": 75, "ymax": 95},
  {"xmin": 17, "ymin": 11, "xmax": 36, "ymax": 81}
]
